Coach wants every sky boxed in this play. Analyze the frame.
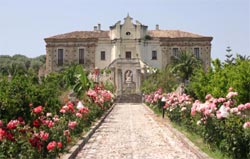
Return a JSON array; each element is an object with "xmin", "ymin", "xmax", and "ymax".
[{"xmin": 0, "ymin": 0, "xmax": 249, "ymax": 61}]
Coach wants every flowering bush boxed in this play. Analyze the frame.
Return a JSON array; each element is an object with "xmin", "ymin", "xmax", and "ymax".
[
  {"xmin": 0, "ymin": 87, "xmax": 114, "ymax": 158},
  {"xmin": 145, "ymin": 87, "xmax": 250, "ymax": 159}
]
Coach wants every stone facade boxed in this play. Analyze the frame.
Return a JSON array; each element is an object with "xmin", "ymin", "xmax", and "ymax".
[{"xmin": 44, "ymin": 15, "xmax": 213, "ymax": 95}]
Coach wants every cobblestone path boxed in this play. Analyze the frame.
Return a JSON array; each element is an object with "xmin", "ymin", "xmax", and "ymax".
[{"xmin": 76, "ymin": 104, "xmax": 206, "ymax": 159}]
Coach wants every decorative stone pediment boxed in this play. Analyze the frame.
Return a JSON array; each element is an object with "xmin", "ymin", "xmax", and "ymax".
[{"xmin": 110, "ymin": 14, "xmax": 148, "ymax": 40}]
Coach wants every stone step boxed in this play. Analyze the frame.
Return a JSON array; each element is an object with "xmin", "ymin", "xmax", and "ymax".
[{"xmin": 116, "ymin": 94, "xmax": 142, "ymax": 103}]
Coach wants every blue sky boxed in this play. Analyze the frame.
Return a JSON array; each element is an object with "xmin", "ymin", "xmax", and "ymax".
[{"xmin": 0, "ymin": 0, "xmax": 249, "ymax": 60}]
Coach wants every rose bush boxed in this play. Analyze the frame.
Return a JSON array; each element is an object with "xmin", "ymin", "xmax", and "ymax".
[
  {"xmin": 0, "ymin": 86, "xmax": 114, "ymax": 158},
  {"xmin": 145, "ymin": 87, "xmax": 250, "ymax": 159}
]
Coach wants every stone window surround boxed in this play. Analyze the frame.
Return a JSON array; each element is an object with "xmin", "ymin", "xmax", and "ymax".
[
  {"xmin": 152, "ymin": 50, "xmax": 157, "ymax": 60},
  {"xmin": 79, "ymin": 48, "xmax": 85, "ymax": 64},
  {"xmin": 172, "ymin": 47, "xmax": 179, "ymax": 57},
  {"xmin": 194, "ymin": 47, "xmax": 200, "ymax": 59},
  {"xmin": 101, "ymin": 51, "xmax": 106, "ymax": 60},
  {"xmin": 57, "ymin": 48, "xmax": 64, "ymax": 66}
]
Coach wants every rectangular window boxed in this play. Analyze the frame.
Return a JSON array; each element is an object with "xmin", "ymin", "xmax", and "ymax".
[
  {"xmin": 172, "ymin": 48, "xmax": 179, "ymax": 57},
  {"xmin": 152, "ymin": 50, "xmax": 157, "ymax": 60},
  {"xmin": 58, "ymin": 49, "xmax": 63, "ymax": 66},
  {"xmin": 101, "ymin": 51, "xmax": 106, "ymax": 60},
  {"xmin": 126, "ymin": 51, "xmax": 131, "ymax": 59},
  {"xmin": 194, "ymin": 48, "xmax": 200, "ymax": 58},
  {"xmin": 79, "ymin": 49, "xmax": 84, "ymax": 64}
]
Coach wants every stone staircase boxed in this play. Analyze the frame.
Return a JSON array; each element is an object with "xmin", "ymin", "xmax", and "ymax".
[{"xmin": 116, "ymin": 94, "xmax": 142, "ymax": 103}]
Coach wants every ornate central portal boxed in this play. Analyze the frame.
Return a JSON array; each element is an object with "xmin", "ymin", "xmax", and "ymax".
[{"xmin": 108, "ymin": 58, "xmax": 142, "ymax": 95}]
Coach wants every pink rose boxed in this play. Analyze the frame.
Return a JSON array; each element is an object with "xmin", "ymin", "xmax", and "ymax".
[
  {"xmin": 33, "ymin": 106, "xmax": 43, "ymax": 114},
  {"xmin": 47, "ymin": 141, "xmax": 57, "ymax": 151}
]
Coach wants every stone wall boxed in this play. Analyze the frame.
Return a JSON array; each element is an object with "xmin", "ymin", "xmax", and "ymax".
[{"xmin": 45, "ymin": 40, "xmax": 97, "ymax": 73}]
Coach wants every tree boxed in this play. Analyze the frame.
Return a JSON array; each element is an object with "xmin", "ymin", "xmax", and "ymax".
[
  {"xmin": 224, "ymin": 46, "xmax": 235, "ymax": 65},
  {"xmin": 170, "ymin": 51, "xmax": 201, "ymax": 83}
]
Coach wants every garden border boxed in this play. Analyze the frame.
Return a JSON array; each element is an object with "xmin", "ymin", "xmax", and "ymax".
[
  {"xmin": 59, "ymin": 104, "xmax": 116, "ymax": 159},
  {"xmin": 143, "ymin": 103, "xmax": 211, "ymax": 159}
]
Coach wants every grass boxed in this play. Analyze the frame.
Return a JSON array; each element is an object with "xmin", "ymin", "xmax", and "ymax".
[
  {"xmin": 147, "ymin": 104, "xmax": 231, "ymax": 159},
  {"xmin": 170, "ymin": 122, "xmax": 230, "ymax": 159}
]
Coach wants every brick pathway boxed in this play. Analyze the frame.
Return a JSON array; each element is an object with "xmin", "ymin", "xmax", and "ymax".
[{"xmin": 76, "ymin": 104, "xmax": 207, "ymax": 159}]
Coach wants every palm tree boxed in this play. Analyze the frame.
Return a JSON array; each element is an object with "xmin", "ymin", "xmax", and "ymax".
[
  {"xmin": 170, "ymin": 51, "xmax": 201, "ymax": 83},
  {"xmin": 73, "ymin": 65, "xmax": 93, "ymax": 97}
]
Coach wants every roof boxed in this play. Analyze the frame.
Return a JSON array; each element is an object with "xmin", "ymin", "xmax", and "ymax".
[
  {"xmin": 45, "ymin": 31, "xmax": 109, "ymax": 41},
  {"xmin": 148, "ymin": 30, "xmax": 205, "ymax": 38},
  {"xmin": 45, "ymin": 29, "xmax": 211, "ymax": 41}
]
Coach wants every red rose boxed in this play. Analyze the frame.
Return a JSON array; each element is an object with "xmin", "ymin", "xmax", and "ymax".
[
  {"xmin": 33, "ymin": 106, "xmax": 43, "ymax": 114},
  {"xmin": 47, "ymin": 141, "xmax": 57, "ymax": 151},
  {"xmin": 57, "ymin": 142, "xmax": 62, "ymax": 149},
  {"xmin": 0, "ymin": 128, "xmax": 6, "ymax": 141},
  {"xmin": 33, "ymin": 119, "xmax": 40, "ymax": 128},
  {"xmin": 7, "ymin": 120, "xmax": 19, "ymax": 129}
]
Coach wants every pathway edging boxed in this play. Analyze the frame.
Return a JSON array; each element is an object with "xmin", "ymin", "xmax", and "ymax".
[
  {"xmin": 59, "ymin": 104, "xmax": 116, "ymax": 159},
  {"xmin": 143, "ymin": 103, "xmax": 211, "ymax": 159}
]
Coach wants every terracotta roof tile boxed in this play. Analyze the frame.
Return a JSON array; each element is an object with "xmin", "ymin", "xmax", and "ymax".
[
  {"xmin": 45, "ymin": 29, "xmax": 209, "ymax": 40},
  {"xmin": 45, "ymin": 31, "xmax": 109, "ymax": 40},
  {"xmin": 148, "ymin": 30, "xmax": 205, "ymax": 38}
]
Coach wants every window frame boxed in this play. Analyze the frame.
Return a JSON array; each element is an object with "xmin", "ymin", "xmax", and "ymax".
[
  {"xmin": 58, "ymin": 48, "xmax": 64, "ymax": 66},
  {"xmin": 79, "ymin": 48, "xmax": 85, "ymax": 64},
  {"xmin": 194, "ymin": 48, "xmax": 200, "ymax": 58},
  {"xmin": 125, "ymin": 51, "xmax": 132, "ymax": 59},
  {"xmin": 152, "ymin": 50, "xmax": 157, "ymax": 60},
  {"xmin": 101, "ymin": 51, "xmax": 106, "ymax": 61},
  {"xmin": 172, "ymin": 48, "xmax": 179, "ymax": 57}
]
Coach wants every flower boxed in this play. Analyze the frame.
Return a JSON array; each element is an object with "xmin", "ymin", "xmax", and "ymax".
[
  {"xmin": 33, "ymin": 106, "xmax": 43, "ymax": 114},
  {"xmin": 53, "ymin": 115, "xmax": 59, "ymax": 122},
  {"xmin": 46, "ymin": 113, "xmax": 52, "ymax": 117},
  {"xmin": 76, "ymin": 113, "xmax": 82, "ymax": 118},
  {"xmin": 29, "ymin": 103, "xmax": 33, "ymax": 107},
  {"xmin": 0, "ymin": 120, "xmax": 3, "ymax": 127},
  {"xmin": 226, "ymin": 92, "xmax": 238, "ymax": 99},
  {"xmin": 243, "ymin": 122, "xmax": 250, "ymax": 129},
  {"xmin": 33, "ymin": 119, "xmax": 41, "ymax": 128},
  {"xmin": 218, "ymin": 105, "xmax": 229, "ymax": 118},
  {"xmin": 76, "ymin": 101, "xmax": 84, "ymax": 110},
  {"xmin": 7, "ymin": 120, "xmax": 19, "ymax": 129},
  {"xmin": 47, "ymin": 141, "xmax": 57, "ymax": 151},
  {"xmin": 47, "ymin": 120, "xmax": 54, "ymax": 128},
  {"xmin": 0, "ymin": 128, "xmax": 6, "ymax": 140},
  {"xmin": 205, "ymin": 94, "xmax": 212, "ymax": 100},
  {"xmin": 63, "ymin": 130, "xmax": 70, "ymax": 136},
  {"xmin": 39, "ymin": 131, "xmax": 49, "ymax": 141},
  {"xmin": 78, "ymin": 107, "xmax": 89, "ymax": 114},
  {"xmin": 57, "ymin": 142, "xmax": 63, "ymax": 149},
  {"xmin": 68, "ymin": 121, "xmax": 77, "ymax": 130}
]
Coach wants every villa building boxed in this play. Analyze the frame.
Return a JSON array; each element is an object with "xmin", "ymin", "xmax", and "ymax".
[{"xmin": 44, "ymin": 15, "xmax": 213, "ymax": 95}]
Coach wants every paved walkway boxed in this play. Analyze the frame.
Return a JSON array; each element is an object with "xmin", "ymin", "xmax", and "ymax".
[{"xmin": 76, "ymin": 104, "xmax": 207, "ymax": 159}]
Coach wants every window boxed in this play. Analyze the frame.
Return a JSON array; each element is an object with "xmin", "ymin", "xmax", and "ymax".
[
  {"xmin": 194, "ymin": 48, "xmax": 200, "ymax": 58},
  {"xmin": 172, "ymin": 48, "xmax": 179, "ymax": 57},
  {"xmin": 101, "ymin": 51, "xmax": 106, "ymax": 60},
  {"xmin": 126, "ymin": 32, "xmax": 131, "ymax": 36},
  {"xmin": 126, "ymin": 51, "xmax": 131, "ymax": 59},
  {"xmin": 152, "ymin": 50, "xmax": 157, "ymax": 60},
  {"xmin": 79, "ymin": 49, "xmax": 84, "ymax": 64},
  {"xmin": 58, "ymin": 49, "xmax": 63, "ymax": 66}
]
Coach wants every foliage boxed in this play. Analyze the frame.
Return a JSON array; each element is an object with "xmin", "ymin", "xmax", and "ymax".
[
  {"xmin": 0, "ymin": 86, "xmax": 114, "ymax": 158},
  {"xmin": 170, "ymin": 51, "xmax": 201, "ymax": 83},
  {"xmin": 187, "ymin": 56, "xmax": 250, "ymax": 104},
  {"xmin": 0, "ymin": 54, "xmax": 46, "ymax": 76},
  {"xmin": 144, "ymin": 88, "xmax": 250, "ymax": 159},
  {"xmin": 73, "ymin": 65, "xmax": 93, "ymax": 97},
  {"xmin": 0, "ymin": 73, "xmax": 62, "ymax": 122},
  {"xmin": 141, "ymin": 66, "xmax": 178, "ymax": 94}
]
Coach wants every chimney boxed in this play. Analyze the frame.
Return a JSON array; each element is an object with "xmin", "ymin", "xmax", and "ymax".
[
  {"xmin": 156, "ymin": 24, "xmax": 159, "ymax": 30},
  {"xmin": 94, "ymin": 26, "xmax": 98, "ymax": 31},
  {"xmin": 98, "ymin": 23, "xmax": 101, "ymax": 31}
]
